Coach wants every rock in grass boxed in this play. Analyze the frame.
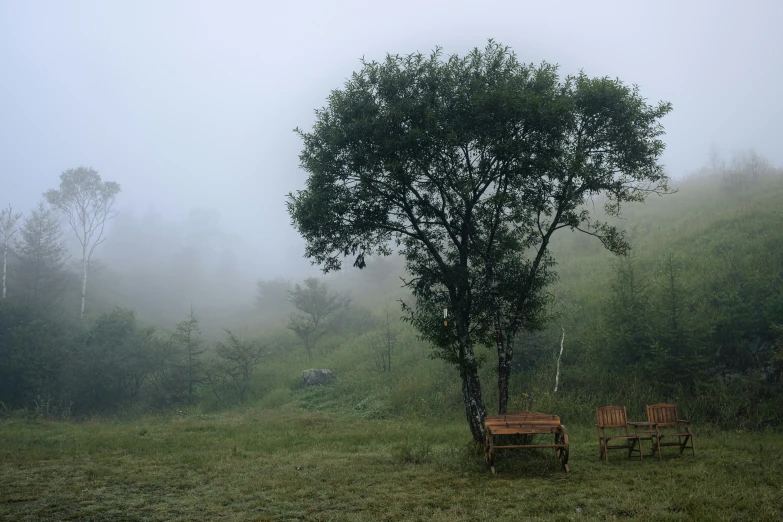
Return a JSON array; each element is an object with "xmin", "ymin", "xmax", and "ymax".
[{"xmin": 301, "ymin": 369, "xmax": 334, "ymax": 387}]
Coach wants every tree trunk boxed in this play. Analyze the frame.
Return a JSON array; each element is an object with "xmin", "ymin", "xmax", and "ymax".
[
  {"xmin": 494, "ymin": 311, "xmax": 512, "ymax": 414},
  {"xmin": 460, "ymin": 364, "xmax": 487, "ymax": 444},
  {"xmin": 2, "ymin": 242, "xmax": 7, "ymax": 300},
  {"xmin": 80, "ymin": 246, "xmax": 88, "ymax": 321},
  {"xmin": 34, "ymin": 254, "xmax": 41, "ymax": 304},
  {"xmin": 497, "ymin": 344, "xmax": 511, "ymax": 414},
  {"xmin": 554, "ymin": 326, "xmax": 565, "ymax": 393},
  {"xmin": 457, "ymin": 324, "xmax": 487, "ymax": 443}
]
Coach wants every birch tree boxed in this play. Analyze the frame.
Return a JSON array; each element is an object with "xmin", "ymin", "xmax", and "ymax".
[
  {"xmin": 1, "ymin": 204, "xmax": 23, "ymax": 300},
  {"xmin": 44, "ymin": 167, "xmax": 120, "ymax": 320}
]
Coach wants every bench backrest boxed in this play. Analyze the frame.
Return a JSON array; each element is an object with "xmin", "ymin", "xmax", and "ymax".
[
  {"xmin": 646, "ymin": 403, "xmax": 679, "ymax": 427},
  {"xmin": 596, "ymin": 406, "xmax": 629, "ymax": 429},
  {"xmin": 484, "ymin": 412, "xmax": 560, "ymax": 425}
]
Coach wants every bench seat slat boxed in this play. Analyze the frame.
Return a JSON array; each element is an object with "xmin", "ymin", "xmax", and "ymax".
[{"xmin": 489, "ymin": 426, "xmax": 560, "ymax": 435}]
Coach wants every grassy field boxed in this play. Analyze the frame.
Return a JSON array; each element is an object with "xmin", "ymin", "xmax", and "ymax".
[{"xmin": 1, "ymin": 409, "xmax": 782, "ymax": 521}]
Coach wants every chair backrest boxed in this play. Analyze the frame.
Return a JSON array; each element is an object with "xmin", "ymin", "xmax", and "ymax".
[
  {"xmin": 647, "ymin": 403, "xmax": 679, "ymax": 427},
  {"xmin": 596, "ymin": 406, "xmax": 628, "ymax": 429}
]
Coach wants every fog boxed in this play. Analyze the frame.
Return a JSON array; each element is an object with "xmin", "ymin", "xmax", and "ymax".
[{"xmin": 2, "ymin": 0, "xmax": 782, "ymax": 308}]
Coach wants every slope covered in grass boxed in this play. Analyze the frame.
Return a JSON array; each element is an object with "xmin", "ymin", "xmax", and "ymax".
[{"xmin": 242, "ymin": 171, "xmax": 783, "ymax": 428}]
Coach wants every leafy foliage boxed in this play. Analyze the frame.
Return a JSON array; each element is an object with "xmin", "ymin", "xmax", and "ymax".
[
  {"xmin": 212, "ymin": 330, "xmax": 265, "ymax": 403},
  {"xmin": 288, "ymin": 41, "xmax": 672, "ymax": 440},
  {"xmin": 286, "ymin": 277, "xmax": 350, "ymax": 359},
  {"xmin": 13, "ymin": 202, "xmax": 69, "ymax": 307}
]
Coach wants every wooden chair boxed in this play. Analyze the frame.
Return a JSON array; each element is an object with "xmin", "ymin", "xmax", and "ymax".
[
  {"xmin": 646, "ymin": 403, "xmax": 695, "ymax": 460},
  {"xmin": 596, "ymin": 406, "xmax": 643, "ymax": 462}
]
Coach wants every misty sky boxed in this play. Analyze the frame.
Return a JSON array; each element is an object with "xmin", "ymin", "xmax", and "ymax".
[{"xmin": 1, "ymin": 0, "xmax": 781, "ymax": 278}]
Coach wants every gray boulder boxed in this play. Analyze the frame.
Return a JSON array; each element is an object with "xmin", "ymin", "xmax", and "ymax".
[{"xmin": 301, "ymin": 369, "xmax": 334, "ymax": 387}]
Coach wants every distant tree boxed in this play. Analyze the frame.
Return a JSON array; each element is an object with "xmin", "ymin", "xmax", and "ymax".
[
  {"xmin": 213, "ymin": 330, "xmax": 265, "ymax": 403},
  {"xmin": 0, "ymin": 299, "xmax": 65, "ymax": 410},
  {"xmin": 146, "ymin": 337, "xmax": 187, "ymax": 408},
  {"xmin": 1, "ymin": 204, "xmax": 23, "ymax": 300},
  {"xmin": 651, "ymin": 252, "xmax": 704, "ymax": 387},
  {"xmin": 369, "ymin": 300, "xmax": 398, "ymax": 372},
  {"xmin": 605, "ymin": 256, "xmax": 651, "ymax": 367},
  {"xmin": 746, "ymin": 149, "xmax": 770, "ymax": 181},
  {"xmin": 286, "ymin": 277, "xmax": 349, "ymax": 359},
  {"xmin": 77, "ymin": 307, "xmax": 156, "ymax": 409},
  {"xmin": 708, "ymin": 143, "xmax": 724, "ymax": 174},
  {"xmin": 44, "ymin": 167, "xmax": 121, "ymax": 320},
  {"xmin": 14, "ymin": 202, "xmax": 69, "ymax": 307},
  {"xmin": 172, "ymin": 307, "xmax": 204, "ymax": 399},
  {"xmin": 287, "ymin": 42, "xmax": 671, "ymax": 442},
  {"xmin": 256, "ymin": 277, "xmax": 293, "ymax": 312}
]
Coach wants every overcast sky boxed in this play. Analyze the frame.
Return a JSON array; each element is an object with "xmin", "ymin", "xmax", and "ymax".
[{"xmin": 1, "ymin": 0, "xmax": 781, "ymax": 278}]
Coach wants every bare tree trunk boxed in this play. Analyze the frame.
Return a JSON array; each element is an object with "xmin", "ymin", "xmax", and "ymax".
[
  {"xmin": 1, "ymin": 205, "xmax": 22, "ymax": 300},
  {"xmin": 80, "ymin": 245, "xmax": 88, "ymax": 321},
  {"xmin": 34, "ymin": 253, "xmax": 41, "ymax": 304},
  {"xmin": 458, "ymin": 320, "xmax": 487, "ymax": 444},
  {"xmin": 2, "ymin": 243, "xmax": 7, "ymax": 300},
  {"xmin": 494, "ymin": 309, "xmax": 511, "ymax": 414},
  {"xmin": 460, "ymin": 364, "xmax": 487, "ymax": 444},
  {"xmin": 554, "ymin": 325, "xmax": 565, "ymax": 393},
  {"xmin": 497, "ymin": 339, "xmax": 515, "ymax": 415}
]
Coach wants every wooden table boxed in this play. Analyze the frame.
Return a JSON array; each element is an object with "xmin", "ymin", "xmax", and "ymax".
[{"xmin": 483, "ymin": 411, "xmax": 570, "ymax": 473}]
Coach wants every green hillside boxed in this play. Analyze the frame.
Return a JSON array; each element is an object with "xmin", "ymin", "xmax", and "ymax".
[
  {"xmin": 233, "ymin": 170, "xmax": 783, "ymax": 429},
  {"xmin": 2, "ymin": 171, "xmax": 782, "ymax": 431}
]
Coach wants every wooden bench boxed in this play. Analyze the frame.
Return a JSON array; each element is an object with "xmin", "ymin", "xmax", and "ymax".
[{"xmin": 483, "ymin": 411, "xmax": 569, "ymax": 473}]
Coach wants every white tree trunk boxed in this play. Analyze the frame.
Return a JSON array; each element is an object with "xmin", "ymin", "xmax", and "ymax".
[
  {"xmin": 0, "ymin": 205, "xmax": 22, "ymax": 300},
  {"xmin": 554, "ymin": 325, "xmax": 565, "ymax": 393},
  {"xmin": 80, "ymin": 246, "xmax": 87, "ymax": 321}
]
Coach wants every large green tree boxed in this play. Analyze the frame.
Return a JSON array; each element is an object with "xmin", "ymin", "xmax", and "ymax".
[
  {"xmin": 45, "ymin": 167, "xmax": 121, "ymax": 321},
  {"xmin": 287, "ymin": 42, "xmax": 671, "ymax": 442}
]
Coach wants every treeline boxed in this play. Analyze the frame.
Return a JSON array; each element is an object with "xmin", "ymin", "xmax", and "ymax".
[
  {"xmin": 0, "ymin": 273, "xmax": 388, "ymax": 418},
  {"xmin": 0, "ymin": 166, "xmax": 269, "ymax": 416},
  {"xmin": 0, "ymin": 301, "xmax": 269, "ymax": 416},
  {"xmin": 0, "ymin": 164, "xmax": 377, "ymax": 418},
  {"xmin": 2, "ymin": 150, "xmax": 782, "ymax": 429}
]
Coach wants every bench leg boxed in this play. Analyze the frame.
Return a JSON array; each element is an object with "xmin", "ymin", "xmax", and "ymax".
[
  {"xmin": 558, "ymin": 426, "xmax": 570, "ymax": 472},
  {"xmin": 484, "ymin": 431, "xmax": 495, "ymax": 473}
]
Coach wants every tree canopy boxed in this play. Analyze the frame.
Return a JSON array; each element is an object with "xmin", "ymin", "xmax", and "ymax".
[
  {"xmin": 287, "ymin": 41, "xmax": 672, "ymax": 442},
  {"xmin": 44, "ymin": 166, "xmax": 120, "ymax": 320}
]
